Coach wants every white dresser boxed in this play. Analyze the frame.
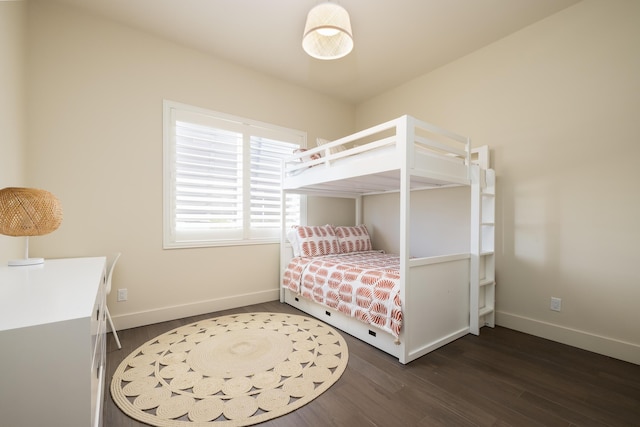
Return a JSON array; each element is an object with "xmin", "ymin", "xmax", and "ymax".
[{"xmin": 0, "ymin": 257, "xmax": 107, "ymax": 427}]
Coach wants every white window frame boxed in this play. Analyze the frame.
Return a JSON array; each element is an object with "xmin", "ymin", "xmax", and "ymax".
[{"xmin": 163, "ymin": 100, "xmax": 306, "ymax": 249}]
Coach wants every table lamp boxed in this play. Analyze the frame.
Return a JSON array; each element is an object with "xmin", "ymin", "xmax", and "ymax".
[{"xmin": 0, "ymin": 187, "xmax": 63, "ymax": 266}]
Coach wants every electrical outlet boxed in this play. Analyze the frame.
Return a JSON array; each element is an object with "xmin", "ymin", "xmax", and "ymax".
[
  {"xmin": 550, "ymin": 297, "xmax": 561, "ymax": 312},
  {"xmin": 117, "ymin": 288, "xmax": 128, "ymax": 302}
]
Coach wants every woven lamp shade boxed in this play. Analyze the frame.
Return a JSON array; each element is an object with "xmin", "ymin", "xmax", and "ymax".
[
  {"xmin": 0, "ymin": 187, "xmax": 63, "ymax": 237},
  {"xmin": 302, "ymin": 2, "xmax": 353, "ymax": 60}
]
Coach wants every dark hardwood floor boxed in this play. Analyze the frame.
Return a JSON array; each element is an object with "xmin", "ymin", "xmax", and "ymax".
[{"xmin": 104, "ymin": 300, "xmax": 640, "ymax": 426}]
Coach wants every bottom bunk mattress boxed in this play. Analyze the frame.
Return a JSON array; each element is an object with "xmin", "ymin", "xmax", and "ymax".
[{"xmin": 282, "ymin": 251, "xmax": 402, "ymax": 338}]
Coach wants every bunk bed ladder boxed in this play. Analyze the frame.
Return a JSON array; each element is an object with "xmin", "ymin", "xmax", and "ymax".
[{"xmin": 470, "ymin": 148, "xmax": 496, "ymax": 335}]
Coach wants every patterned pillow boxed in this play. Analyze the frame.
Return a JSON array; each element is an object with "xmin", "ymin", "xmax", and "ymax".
[
  {"xmin": 296, "ymin": 225, "xmax": 340, "ymax": 257},
  {"xmin": 335, "ymin": 225, "xmax": 372, "ymax": 253},
  {"xmin": 293, "ymin": 148, "xmax": 321, "ymax": 165}
]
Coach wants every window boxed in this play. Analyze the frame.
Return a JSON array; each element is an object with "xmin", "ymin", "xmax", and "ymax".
[{"xmin": 163, "ymin": 101, "xmax": 305, "ymax": 248}]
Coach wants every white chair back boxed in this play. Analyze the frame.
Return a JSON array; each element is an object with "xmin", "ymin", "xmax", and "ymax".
[{"xmin": 105, "ymin": 252, "xmax": 121, "ymax": 295}]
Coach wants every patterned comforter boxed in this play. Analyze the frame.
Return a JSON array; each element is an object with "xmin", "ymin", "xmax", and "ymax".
[{"xmin": 282, "ymin": 251, "xmax": 402, "ymax": 338}]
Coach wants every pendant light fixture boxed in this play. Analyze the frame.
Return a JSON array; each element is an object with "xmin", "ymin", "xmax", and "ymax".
[{"xmin": 302, "ymin": 2, "xmax": 353, "ymax": 60}]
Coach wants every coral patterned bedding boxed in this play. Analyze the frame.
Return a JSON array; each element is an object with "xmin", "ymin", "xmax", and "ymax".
[{"xmin": 282, "ymin": 251, "xmax": 403, "ymax": 338}]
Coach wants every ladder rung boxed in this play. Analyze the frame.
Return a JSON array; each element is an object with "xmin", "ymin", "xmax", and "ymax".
[
  {"xmin": 480, "ymin": 279, "xmax": 495, "ymax": 287},
  {"xmin": 479, "ymin": 306, "xmax": 494, "ymax": 317}
]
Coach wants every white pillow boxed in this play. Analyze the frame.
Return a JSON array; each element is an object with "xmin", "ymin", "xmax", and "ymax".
[
  {"xmin": 287, "ymin": 227, "xmax": 301, "ymax": 257},
  {"xmin": 317, "ymin": 137, "xmax": 346, "ymax": 155}
]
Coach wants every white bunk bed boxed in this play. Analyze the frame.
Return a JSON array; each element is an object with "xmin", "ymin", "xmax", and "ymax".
[{"xmin": 279, "ymin": 115, "xmax": 496, "ymax": 364}]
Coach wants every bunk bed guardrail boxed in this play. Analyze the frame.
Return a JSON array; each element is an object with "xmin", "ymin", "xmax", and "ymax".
[{"xmin": 283, "ymin": 115, "xmax": 471, "ymax": 187}]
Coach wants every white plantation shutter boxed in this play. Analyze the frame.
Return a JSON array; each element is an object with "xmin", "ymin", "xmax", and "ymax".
[
  {"xmin": 250, "ymin": 136, "xmax": 290, "ymax": 230},
  {"xmin": 164, "ymin": 101, "xmax": 304, "ymax": 248},
  {"xmin": 175, "ymin": 122, "xmax": 243, "ymax": 234}
]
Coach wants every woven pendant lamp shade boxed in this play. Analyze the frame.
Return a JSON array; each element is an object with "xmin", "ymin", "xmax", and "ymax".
[
  {"xmin": 0, "ymin": 187, "xmax": 63, "ymax": 237},
  {"xmin": 302, "ymin": 2, "xmax": 353, "ymax": 60}
]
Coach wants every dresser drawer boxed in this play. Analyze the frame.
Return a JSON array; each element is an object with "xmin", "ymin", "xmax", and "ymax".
[
  {"xmin": 91, "ymin": 267, "xmax": 107, "ymax": 427},
  {"xmin": 91, "ymin": 364, "xmax": 105, "ymax": 426},
  {"xmin": 90, "ymin": 270, "xmax": 106, "ymax": 362},
  {"xmin": 91, "ymin": 304, "xmax": 106, "ymax": 378}
]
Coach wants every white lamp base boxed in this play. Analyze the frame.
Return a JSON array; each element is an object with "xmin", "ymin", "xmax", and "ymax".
[{"xmin": 8, "ymin": 257, "xmax": 45, "ymax": 267}]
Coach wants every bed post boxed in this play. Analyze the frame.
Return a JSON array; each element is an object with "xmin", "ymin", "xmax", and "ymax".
[
  {"xmin": 280, "ymin": 158, "xmax": 287, "ymax": 303},
  {"xmin": 470, "ymin": 165, "xmax": 481, "ymax": 334},
  {"xmin": 398, "ymin": 115, "xmax": 413, "ymax": 363}
]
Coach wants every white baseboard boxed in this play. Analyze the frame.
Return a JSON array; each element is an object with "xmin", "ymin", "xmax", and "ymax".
[
  {"xmin": 496, "ymin": 310, "xmax": 640, "ymax": 365},
  {"xmin": 111, "ymin": 289, "xmax": 280, "ymax": 331}
]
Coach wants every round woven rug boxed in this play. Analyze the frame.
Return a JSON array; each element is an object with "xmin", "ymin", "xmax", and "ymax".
[{"xmin": 111, "ymin": 312, "xmax": 348, "ymax": 426}]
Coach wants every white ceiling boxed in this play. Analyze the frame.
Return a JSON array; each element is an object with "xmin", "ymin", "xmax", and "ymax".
[{"xmin": 53, "ymin": 0, "xmax": 581, "ymax": 104}]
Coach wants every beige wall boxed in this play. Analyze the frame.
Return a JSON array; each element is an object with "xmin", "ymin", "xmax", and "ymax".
[
  {"xmin": 307, "ymin": 197, "xmax": 356, "ymax": 227},
  {"xmin": 0, "ymin": 1, "xmax": 27, "ymax": 261},
  {"xmin": 24, "ymin": 0, "xmax": 354, "ymax": 328},
  {"xmin": 357, "ymin": 0, "xmax": 640, "ymax": 364},
  {"xmin": 363, "ymin": 186, "xmax": 470, "ymax": 257}
]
